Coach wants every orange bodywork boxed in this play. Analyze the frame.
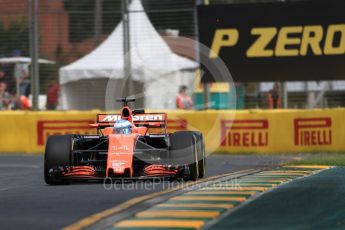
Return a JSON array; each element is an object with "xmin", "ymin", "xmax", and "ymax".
[
  {"xmin": 106, "ymin": 134, "xmax": 139, "ymax": 177},
  {"xmin": 62, "ymin": 166, "xmax": 96, "ymax": 178},
  {"xmin": 66, "ymin": 104, "xmax": 171, "ymax": 178},
  {"xmin": 103, "ymin": 126, "xmax": 147, "ymax": 177},
  {"xmin": 103, "ymin": 127, "xmax": 114, "ymax": 136}
]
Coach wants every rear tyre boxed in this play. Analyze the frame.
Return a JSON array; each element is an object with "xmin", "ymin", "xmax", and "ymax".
[
  {"xmin": 193, "ymin": 131, "xmax": 205, "ymax": 178},
  {"xmin": 169, "ymin": 131, "xmax": 199, "ymax": 181},
  {"xmin": 44, "ymin": 135, "xmax": 73, "ymax": 185}
]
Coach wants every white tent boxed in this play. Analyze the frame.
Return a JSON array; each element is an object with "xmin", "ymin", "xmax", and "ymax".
[{"xmin": 59, "ymin": 0, "xmax": 198, "ymax": 110}]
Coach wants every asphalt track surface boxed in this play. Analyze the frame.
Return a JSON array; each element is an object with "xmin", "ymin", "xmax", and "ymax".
[
  {"xmin": 0, "ymin": 154, "xmax": 294, "ymax": 230},
  {"xmin": 212, "ymin": 167, "xmax": 345, "ymax": 230}
]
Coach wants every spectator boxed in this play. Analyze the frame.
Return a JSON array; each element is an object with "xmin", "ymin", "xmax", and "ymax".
[
  {"xmin": 176, "ymin": 85, "xmax": 193, "ymax": 110},
  {"xmin": 9, "ymin": 93, "xmax": 31, "ymax": 110},
  {"xmin": 0, "ymin": 82, "xmax": 11, "ymax": 110},
  {"xmin": 46, "ymin": 80, "xmax": 60, "ymax": 110},
  {"xmin": 0, "ymin": 70, "xmax": 4, "ymax": 81},
  {"xmin": 20, "ymin": 95, "xmax": 31, "ymax": 110},
  {"xmin": 267, "ymin": 82, "xmax": 281, "ymax": 109},
  {"xmin": 13, "ymin": 50, "xmax": 30, "ymax": 96},
  {"xmin": 0, "ymin": 64, "xmax": 16, "ymax": 95}
]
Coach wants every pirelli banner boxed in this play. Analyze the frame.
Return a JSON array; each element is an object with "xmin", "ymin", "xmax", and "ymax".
[
  {"xmin": 0, "ymin": 109, "xmax": 345, "ymax": 154},
  {"xmin": 172, "ymin": 109, "xmax": 345, "ymax": 154},
  {"xmin": 198, "ymin": 1, "xmax": 345, "ymax": 82}
]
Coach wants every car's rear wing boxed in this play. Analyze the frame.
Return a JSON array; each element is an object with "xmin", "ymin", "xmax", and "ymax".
[{"xmin": 95, "ymin": 113, "xmax": 167, "ymax": 127}]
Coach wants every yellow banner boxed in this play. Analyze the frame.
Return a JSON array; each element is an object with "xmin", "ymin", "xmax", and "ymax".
[{"xmin": 0, "ymin": 109, "xmax": 344, "ymax": 154}]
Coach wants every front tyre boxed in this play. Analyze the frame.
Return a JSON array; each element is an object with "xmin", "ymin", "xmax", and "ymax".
[
  {"xmin": 44, "ymin": 135, "xmax": 73, "ymax": 185},
  {"xmin": 170, "ymin": 131, "xmax": 199, "ymax": 181},
  {"xmin": 192, "ymin": 131, "xmax": 205, "ymax": 178}
]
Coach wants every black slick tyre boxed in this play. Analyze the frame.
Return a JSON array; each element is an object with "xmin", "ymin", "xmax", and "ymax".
[
  {"xmin": 170, "ymin": 131, "xmax": 199, "ymax": 181},
  {"xmin": 192, "ymin": 131, "xmax": 205, "ymax": 178},
  {"xmin": 44, "ymin": 135, "xmax": 73, "ymax": 185}
]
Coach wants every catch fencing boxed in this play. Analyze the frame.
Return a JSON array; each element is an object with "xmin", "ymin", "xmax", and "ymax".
[{"xmin": 0, "ymin": 0, "xmax": 344, "ymax": 111}]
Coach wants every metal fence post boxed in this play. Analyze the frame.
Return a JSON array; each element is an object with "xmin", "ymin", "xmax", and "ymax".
[
  {"xmin": 122, "ymin": 0, "xmax": 132, "ymax": 97},
  {"xmin": 28, "ymin": 0, "xmax": 40, "ymax": 110},
  {"xmin": 202, "ymin": 0, "xmax": 210, "ymax": 110},
  {"xmin": 94, "ymin": 0, "xmax": 103, "ymax": 47},
  {"xmin": 281, "ymin": 81, "xmax": 288, "ymax": 108}
]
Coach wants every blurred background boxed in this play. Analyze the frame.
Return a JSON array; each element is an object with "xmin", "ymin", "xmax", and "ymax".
[{"xmin": 0, "ymin": 0, "xmax": 344, "ymax": 111}]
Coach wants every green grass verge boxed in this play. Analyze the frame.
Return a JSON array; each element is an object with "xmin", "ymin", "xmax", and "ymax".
[{"xmin": 287, "ymin": 153, "xmax": 345, "ymax": 166}]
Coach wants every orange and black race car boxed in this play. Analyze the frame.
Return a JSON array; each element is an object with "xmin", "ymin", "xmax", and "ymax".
[{"xmin": 44, "ymin": 98, "xmax": 205, "ymax": 185}]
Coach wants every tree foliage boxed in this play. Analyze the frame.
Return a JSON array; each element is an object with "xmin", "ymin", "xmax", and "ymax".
[{"xmin": 0, "ymin": 20, "xmax": 29, "ymax": 57}]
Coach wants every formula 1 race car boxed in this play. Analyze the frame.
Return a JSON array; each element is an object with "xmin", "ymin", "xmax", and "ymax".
[{"xmin": 44, "ymin": 98, "xmax": 205, "ymax": 185}]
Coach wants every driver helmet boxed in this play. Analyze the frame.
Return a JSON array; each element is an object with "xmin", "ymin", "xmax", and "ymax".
[{"xmin": 114, "ymin": 120, "xmax": 132, "ymax": 134}]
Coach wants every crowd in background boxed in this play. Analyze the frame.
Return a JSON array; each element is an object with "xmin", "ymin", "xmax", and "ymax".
[
  {"xmin": 0, "ymin": 50, "xmax": 31, "ymax": 110},
  {"xmin": 0, "ymin": 52, "xmax": 281, "ymax": 112},
  {"xmin": 0, "ymin": 49, "xmax": 60, "ymax": 111}
]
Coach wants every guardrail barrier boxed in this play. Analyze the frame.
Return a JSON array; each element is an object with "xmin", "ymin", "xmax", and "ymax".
[{"xmin": 0, "ymin": 109, "xmax": 344, "ymax": 154}]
